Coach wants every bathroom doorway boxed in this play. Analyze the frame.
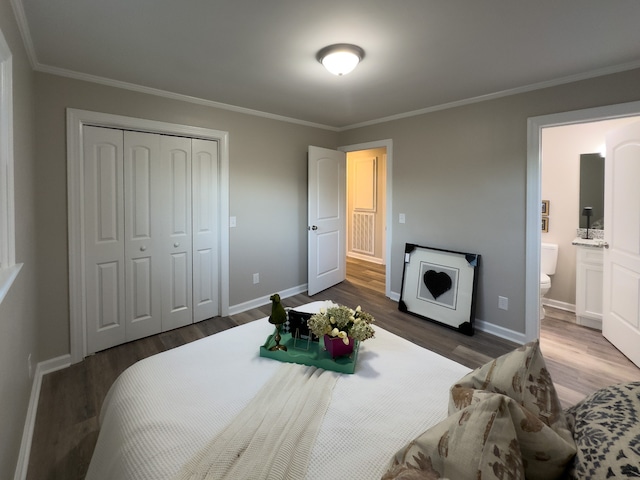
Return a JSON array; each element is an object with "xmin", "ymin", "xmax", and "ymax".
[
  {"xmin": 526, "ymin": 101, "xmax": 640, "ymax": 341},
  {"xmin": 540, "ymin": 117, "xmax": 640, "ymax": 317}
]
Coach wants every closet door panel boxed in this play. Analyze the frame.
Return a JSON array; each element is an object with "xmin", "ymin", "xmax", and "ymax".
[
  {"xmin": 161, "ymin": 136, "xmax": 193, "ymax": 331},
  {"xmin": 124, "ymin": 132, "xmax": 163, "ymax": 341},
  {"xmin": 83, "ymin": 126, "xmax": 126, "ymax": 354},
  {"xmin": 192, "ymin": 139, "xmax": 219, "ymax": 321},
  {"xmin": 170, "ymin": 251, "xmax": 190, "ymax": 309}
]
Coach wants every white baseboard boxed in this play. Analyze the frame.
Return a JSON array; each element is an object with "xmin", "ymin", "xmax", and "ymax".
[
  {"xmin": 346, "ymin": 252, "xmax": 384, "ymax": 264},
  {"xmin": 14, "ymin": 354, "xmax": 71, "ymax": 480},
  {"xmin": 228, "ymin": 284, "xmax": 308, "ymax": 316},
  {"xmin": 543, "ymin": 298, "xmax": 576, "ymax": 313},
  {"xmin": 577, "ymin": 315, "xmax": 602, "ymax": 330},
  {"xmin": 389, "ymin": 291, "xmax": 525, "ymax": 344},
  {"xmin": 474, "ymin": 318, "xmax": 527, "ymax": 345}
]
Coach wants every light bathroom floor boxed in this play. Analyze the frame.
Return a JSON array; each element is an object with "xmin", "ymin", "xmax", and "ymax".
[{"xmin": 540, "ymin": 306, "xmax": 640, "ymax": 407}]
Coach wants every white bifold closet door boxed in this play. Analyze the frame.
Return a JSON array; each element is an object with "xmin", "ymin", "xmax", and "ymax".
[
  {"xmin": 160, "ymin": 135, "xmax": 193, "ymax": 332},
  {"xmin": 192, "ymin": 139, "xmax": 220, "ymax": 323},
  {"xmin": 83, "ymin": 126, "xmax": 218, "ymax": 354}
]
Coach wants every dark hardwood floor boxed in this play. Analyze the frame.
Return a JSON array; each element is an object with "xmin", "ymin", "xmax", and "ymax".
[{"xmin": 26, "ymin": 257, "xmax": 640, "ymax": 480}]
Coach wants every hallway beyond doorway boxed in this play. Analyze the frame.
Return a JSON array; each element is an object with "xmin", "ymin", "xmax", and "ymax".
[{"xmin": 345, "ymin": 256, "xmax": 386, "ymax": 295}]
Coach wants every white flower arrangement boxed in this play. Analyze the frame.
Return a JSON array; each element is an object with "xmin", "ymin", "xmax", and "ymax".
[{"xmin": 307, "ymin": 303, "xmax": 375, "ymax": 345}]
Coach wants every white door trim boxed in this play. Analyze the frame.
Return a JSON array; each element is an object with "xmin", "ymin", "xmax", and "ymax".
[
  {"xmin": 338, "ymin": 139, "xmax": 393, "ymax": 299},
  {"xmin": 525, "ymin": 101, "xmax": 640, "ymax": 343},
  {"xmin": 67, "ymin": 108, "xmax": 230, "ymax": 364}
]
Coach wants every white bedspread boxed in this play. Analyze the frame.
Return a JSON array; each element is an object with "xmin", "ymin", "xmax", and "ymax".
[{"xmin": 85, "ymin": 301, "xmax": 470, "ymax": 480}]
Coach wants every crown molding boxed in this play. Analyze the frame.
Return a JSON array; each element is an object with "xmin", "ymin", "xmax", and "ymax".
[
  {"xmin": 10, "ymin": 0, "xmax": 640, "ymax": 132},
  {"xmin": 9, "ymin": 0, "xmax": 38, "ymax": 70},
  {"xmin": 340, "ymin": 59, "xmax": 640, "ymax": 131},
  {"xmin": 38, "ymin": 63, "xmax": 340, "ymax": 131}
]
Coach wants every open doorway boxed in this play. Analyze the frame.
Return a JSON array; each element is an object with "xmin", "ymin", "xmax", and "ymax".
[
  {"xmin": 540, "ymin": 118, "xmax": 639, "ymax": 323},
  {"xmin": 346, "ymin": 148, "xmax": 386, "ymax": 263},
  {"xmin": 340, "ymin": 140, "xmax": 393, "ymax": 298},
  {"xmin": 345, "ymin": 148, "xmax": 387, "ymax": 295},
  {"xmin": 526, "ymin": 100, "xmax": 640, "ymax": 343}
]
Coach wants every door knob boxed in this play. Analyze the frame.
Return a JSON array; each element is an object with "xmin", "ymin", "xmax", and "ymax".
[
  {"xmin": 174, "ymin": 242, "xmax": 180, "ymax": 248},
  {"xmin": 308, "ymin": 225, "xmax": 318, "ymax": 231},
  {"xmin": 140, "ymin": 246, "xmax": 147, "ymax": 252}
]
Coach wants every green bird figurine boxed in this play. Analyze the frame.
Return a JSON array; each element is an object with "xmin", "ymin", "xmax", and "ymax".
[
  {"xmin": 268, "ymin": 293, "xmax": 288, "ymax": 351},
  {"xmin": 268, "ymin": 293, "xmax": 287, "ymax": 325}
]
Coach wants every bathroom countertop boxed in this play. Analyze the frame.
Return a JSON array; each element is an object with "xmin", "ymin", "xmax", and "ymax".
[{"xmin": 572, "ymin": 237, "xmax": 607, "ymax": 248}]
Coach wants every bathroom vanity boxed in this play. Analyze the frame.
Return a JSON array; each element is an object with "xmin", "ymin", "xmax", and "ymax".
[{"xmin": 573, "ymin": 237, "xmax": 605, "ymax": 330}]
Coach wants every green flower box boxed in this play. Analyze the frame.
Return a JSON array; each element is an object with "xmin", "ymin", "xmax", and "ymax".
[{"xmin": 259, "ymin": 331, "xmax": 359, "ymax": 374}]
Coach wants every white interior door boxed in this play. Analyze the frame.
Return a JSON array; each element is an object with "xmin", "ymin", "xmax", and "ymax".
[
  {"xmin": 308, "ymin": 146, "xmax": 346, "ymax": 296},
  {"xmin": 161, "ymin": 135, "xmax": 193, "ymax": 331},
  {"xmin": 192, "ymin": 139, "xmax": 219, "ymax": 322},
  {"xmin": 123, "ymin": 131, "xmax": 163, "ymax": 341},
  {"xmin": 603, "ymin": 119, "xmax": 640, "ymax": 367},
  {"xmin": 84, "ymin": 126, "xmax": 126, "ymax": 353}
]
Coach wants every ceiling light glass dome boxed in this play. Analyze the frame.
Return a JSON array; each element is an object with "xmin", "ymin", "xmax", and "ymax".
[{"xmin": 317, "ymin": 44, "xmax": 365, "ymax": 76}]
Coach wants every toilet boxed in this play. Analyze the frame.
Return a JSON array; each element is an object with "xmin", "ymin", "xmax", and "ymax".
[{"xmin": 540, "ymin": 243, "xmax": 559, "ymax": 320}]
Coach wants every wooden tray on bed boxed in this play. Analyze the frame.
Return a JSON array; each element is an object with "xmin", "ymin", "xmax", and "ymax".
[{"xmin": 259, "ymin": 331, "xmax": 359, "ymax": 374}]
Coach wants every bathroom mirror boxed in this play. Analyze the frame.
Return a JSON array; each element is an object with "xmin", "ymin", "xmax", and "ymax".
[{"xmin": 579, "ymin": 153, "xmax": 604, "ymax": 229}]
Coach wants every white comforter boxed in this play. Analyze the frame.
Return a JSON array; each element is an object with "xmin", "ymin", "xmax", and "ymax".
[{"xmin": 85, "ymin": 301, "xmax": 470, "ymax": 480}]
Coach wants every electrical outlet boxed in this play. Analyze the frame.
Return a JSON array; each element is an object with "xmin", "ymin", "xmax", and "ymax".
[
  {"xmin": 399, "ymin": 213, "xmax": 406, "ymax": 224},
  {"xmin": 253, "ymin": 273, "xmax": 259, "ymax": 284},
  {"xmin": 229, "ymin": 216, "xmax": 237, "ymax": 228},
  {"xmin": 498, "ymin": 296, "xmax": 509, "ymax": 311}
]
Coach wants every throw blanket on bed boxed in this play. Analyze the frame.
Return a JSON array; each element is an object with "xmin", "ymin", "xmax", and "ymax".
[{"xmin": 176, "ymin": 363, "xmax": 339, "ymax": 480}]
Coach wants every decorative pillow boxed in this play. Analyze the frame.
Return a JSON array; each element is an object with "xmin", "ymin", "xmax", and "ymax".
[
  {"xmin": 564, "ymin": 381, "xmax": 640, "ymax": 479},
  {"xmin": 451, "ymin": 387, "xmax": 576, "ymax": 480},
  {"xmin": 383, "ymin": 393, "xmax": 526, "ymax": 480},
  {"xmin": 450, "ymin": 340, "xmax": 571, "ymax": 439}
]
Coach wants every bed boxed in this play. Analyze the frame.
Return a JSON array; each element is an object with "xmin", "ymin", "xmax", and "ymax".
[
  {"xmin": 85, "ymin": 300, "xmax": 640, "ymax": 479},
  {"xmin": 85, "ymin": 301, "xmax": 471, "ymax": 480}
]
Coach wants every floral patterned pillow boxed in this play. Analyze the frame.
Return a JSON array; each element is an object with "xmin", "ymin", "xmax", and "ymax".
[
  {"xmin": 450, "ymin": 340, "xmax": 571, "ymax": 440},
  {"xmin": 383, "ymin": 393, "xmax": 526, "ymax": 480},
  {"xmin": 450, "ymin": 387, "xmax": 576, "ymax": 480},
  {"xmin": 564, "ymin": 382, "xmax": 640, "ymax": 479}
]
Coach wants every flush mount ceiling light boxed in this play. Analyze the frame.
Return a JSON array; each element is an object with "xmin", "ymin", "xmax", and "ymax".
[{"xmin": 316, "ymin": 44, "xmax": 365, "ymax": 76}]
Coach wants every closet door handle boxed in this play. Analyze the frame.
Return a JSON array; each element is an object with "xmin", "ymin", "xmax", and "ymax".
[
  {"xmin": 140, "ymin": 245, "xmax": 147, "ymax": 252},
  {"xmin": 174, "ymin": 242, "xmax": 180, "ymax": 248}
]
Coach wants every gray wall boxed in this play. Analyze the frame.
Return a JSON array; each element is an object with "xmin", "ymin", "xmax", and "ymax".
[
  {"xmin": 0, "ymin": 0, "xmax": 38, "ymax": 477},
  {"xmin": 32, "ymin": 66, "xmax": 640, "ymax": 358},
  {"xmin": 339, "ymin": 68, "xmax": 640, "ymax": 334},
  {"xmin": 34, "ymin": 73, "xmax": 337, "ymax": 360}
]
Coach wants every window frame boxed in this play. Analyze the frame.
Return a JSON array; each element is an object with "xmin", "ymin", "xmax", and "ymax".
[{"xmin": 0, "ymin": 26, "xmax": 22, "ymax": 305}]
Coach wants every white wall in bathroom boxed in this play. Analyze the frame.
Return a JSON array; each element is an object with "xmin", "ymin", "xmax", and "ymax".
[{"xmin": 541, "ymin": 117, "xmax": 638, "ymax": 310}]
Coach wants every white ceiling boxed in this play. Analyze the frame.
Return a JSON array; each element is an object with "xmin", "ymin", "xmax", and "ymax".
[{"xmin": 14, "ymin": 0, "xmax": 640, "ymax": 129}]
